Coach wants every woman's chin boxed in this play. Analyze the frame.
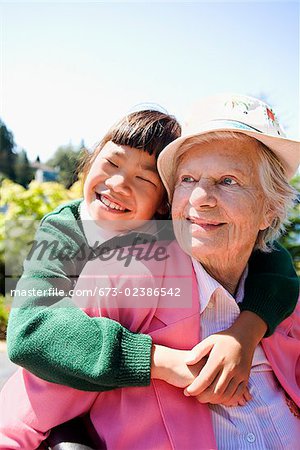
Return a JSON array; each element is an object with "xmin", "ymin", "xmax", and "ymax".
[{"xmin": 182, "ymin": 237, "xmax": 224, "ymax": 262}]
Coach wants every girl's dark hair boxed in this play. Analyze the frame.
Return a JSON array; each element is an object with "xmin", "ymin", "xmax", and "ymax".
[{"xmin": 80, "ymin": 110, "xmax": 181, "ymax": 182}]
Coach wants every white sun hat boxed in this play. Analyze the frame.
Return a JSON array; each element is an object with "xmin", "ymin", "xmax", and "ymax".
[{"xmin": 158, "ymin": 93, "xmax": 300, "ymax": 199}]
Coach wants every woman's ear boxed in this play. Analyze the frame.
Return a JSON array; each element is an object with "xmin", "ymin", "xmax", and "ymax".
[{"xmin": 260, "ymin": 202, "xmax": 276, "ymax": 231}]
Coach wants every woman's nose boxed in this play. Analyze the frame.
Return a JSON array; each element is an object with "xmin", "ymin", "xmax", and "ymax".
[
  {"xmin": 189, "ymin": 180, "xmax": 217, "ymax": 208},
  {"xmin": 105, "ymin": 174, "xmax": 131, "ymax": 195}
]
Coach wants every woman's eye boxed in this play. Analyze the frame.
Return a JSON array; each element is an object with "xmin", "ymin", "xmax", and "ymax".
[
  {"xmin": 181, "ymin": 176, "xmax": 196, "ymax": 183},
  {"xmin": 220, "ymin": 177, "xmax": 237, "ymax": 186}
]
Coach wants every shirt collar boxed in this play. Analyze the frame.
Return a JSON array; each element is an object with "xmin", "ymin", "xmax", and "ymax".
[{"xmin": 192, "ymin": 258, "xmax": 248, "ymax": 313}]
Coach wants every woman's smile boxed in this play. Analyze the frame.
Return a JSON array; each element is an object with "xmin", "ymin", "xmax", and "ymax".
[{"xmin": 187, "ymin": 216, "xmax": 226, "ymax": 232}]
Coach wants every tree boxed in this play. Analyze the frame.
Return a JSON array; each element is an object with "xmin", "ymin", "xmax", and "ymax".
[
  {"xmin": 14, "ymin": 149, "xmax": 34, "ymax": 187},
  {"xmin": 0, "ymin": 119, "xmax": 17, "ymax": 181},
  {"xmin": 47, "ymin": 144, "xmax": 83, "ymax": 188},
  {"xmin": 279, "ymin": 174, "xmax": 300, "ymax": 273}
]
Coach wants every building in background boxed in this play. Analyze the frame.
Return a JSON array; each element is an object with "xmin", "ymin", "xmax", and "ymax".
[{"xmin": 31, "ymin": 161, "xmax": 59, "ymax": 183}]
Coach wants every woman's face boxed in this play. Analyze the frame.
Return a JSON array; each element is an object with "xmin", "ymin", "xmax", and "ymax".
[
  {"xmin": 171, "ymin": 138, "xmax": 270, "ymax": 263},
  {"xmin": 84, "ymin": 141, "xmax": 166, "ymax": 231}
]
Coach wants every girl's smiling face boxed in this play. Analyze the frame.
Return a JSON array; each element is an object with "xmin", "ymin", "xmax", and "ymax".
[{"xmin": 84, "ymin": 141, "xmax": 166, "ymax": 231}]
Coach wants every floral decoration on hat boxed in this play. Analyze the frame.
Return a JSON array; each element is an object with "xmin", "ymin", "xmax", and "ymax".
[{"xmin": 225, "ymin": 97, "xmax": 261, "ymax": 115}]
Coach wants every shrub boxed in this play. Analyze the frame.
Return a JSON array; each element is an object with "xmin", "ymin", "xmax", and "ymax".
[{"xmin": 0, "ymin": 295, "xmax": 10, "ymax": 340}]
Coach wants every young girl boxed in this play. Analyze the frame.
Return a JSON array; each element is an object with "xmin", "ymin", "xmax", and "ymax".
[{"xmin": 1, "ymin": 109, "xmax": 298, "ymax": 448}]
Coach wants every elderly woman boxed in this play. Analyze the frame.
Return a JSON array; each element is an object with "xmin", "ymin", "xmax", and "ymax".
[
  {"xmin": 1, "ymin": 94, "xmax": 299, "ymax": 449},
  {"xmin": 156, "ymin": 93, "xmax": 300, "ymax": 448}
]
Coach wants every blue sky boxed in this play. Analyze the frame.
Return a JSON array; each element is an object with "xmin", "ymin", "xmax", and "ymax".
[{"xmin": 0, "ymin": 1, "xmax": 299, "ymax": 161}]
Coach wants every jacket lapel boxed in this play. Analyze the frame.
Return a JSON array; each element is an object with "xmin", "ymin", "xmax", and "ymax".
[{"xmin": 149, "ymin": 268, "xmax": 202, "ymax": 349}]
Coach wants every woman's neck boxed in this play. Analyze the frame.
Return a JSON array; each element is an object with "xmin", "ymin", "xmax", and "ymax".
[{"xmin": 200, "ymin": 252, "xmax": 251, "ymax": 296}]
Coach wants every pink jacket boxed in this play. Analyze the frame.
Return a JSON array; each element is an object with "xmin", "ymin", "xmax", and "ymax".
[{"xmin": 1, "ymin": 241, "xmax": 299, "ymax": 449}]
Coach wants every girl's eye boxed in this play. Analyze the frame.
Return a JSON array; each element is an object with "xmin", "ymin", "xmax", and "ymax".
[
  {"xmin": 137, "ymin": 176, "xmax": 156, "ymax": 186},
  {"xmin": 106, "ymin": 159, "xmax": 118, "ymax": 168},
  {"xmin": 181, "ymin": 176, "xmax": 196, "ymax": 183},
  {"xmin": 220, "ymin": 177, "xmax": 237, "ymax": 186}
]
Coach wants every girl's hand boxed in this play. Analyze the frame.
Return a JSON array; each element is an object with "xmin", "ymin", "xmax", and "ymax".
[
  {"xmin": 183, "ymin": 332, "xmax": 252, "ymax": 405},
  {"xmin": 151, "ymin": 344, "xmax": 206, "ymax": 388},
  {"xmin": 183, "ymin": 311, "xmax": 267, "ymax": 406}
]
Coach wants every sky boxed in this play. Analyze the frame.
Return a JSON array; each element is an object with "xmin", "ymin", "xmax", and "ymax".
[{"xmin": 0, "ymin": 0, "xmax": 299, "ymax": 162}]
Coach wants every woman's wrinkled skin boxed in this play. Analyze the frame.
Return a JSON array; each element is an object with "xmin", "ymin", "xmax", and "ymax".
[{"xmin": 172, "ymin": 138, "xmax": 271, "ymax": 294}]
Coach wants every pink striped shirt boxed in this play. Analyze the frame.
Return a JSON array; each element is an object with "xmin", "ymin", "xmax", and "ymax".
[{"xmin": 193, "ymin": 259, "xmax": 300, "ymax": 449}]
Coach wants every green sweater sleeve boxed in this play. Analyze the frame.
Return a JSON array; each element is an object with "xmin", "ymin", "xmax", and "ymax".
[
  {"xmin": 7, "ymin": 201, "xmax": 152, "ymax": 391},
  {"xmin": 240, "ymin": 242, "xmax": 299, "ymax": 336}
]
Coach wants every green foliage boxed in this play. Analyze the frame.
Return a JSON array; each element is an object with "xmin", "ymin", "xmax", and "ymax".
[
  {"xmin": 0, "ymin": 179, "xmax": 77, "ymax": 295},
  {"xmin": 279, "ymin": 174, "xmax": 300, "ymax": 274},
  {"xmin": 0, "ymin": 119, "xmax": 34, "ymax": 187},
  {"xmin": 0, "ymin": 179, "xmax": 75, "ymax": 220},
  {"xmin": 0, "ymin": 117, "xmax": 85, "ymax": 189},
  {"xmin": 0, "ymin": 119, "xmax": 17, "ymax": 181},
  {"xmin": 0, "ymin": 295, "xmax": 10, "ymax": 340},
  {"xmin": 0, "ymin": 178, "xmax": 81, "ymax": 336},
  {"xmin": 47, "ymin": 144, "xmax": 83, "ymax": 188},
  {"xmin": 14, "ymin": 149, "xmax": 35, "ymax": 187}
]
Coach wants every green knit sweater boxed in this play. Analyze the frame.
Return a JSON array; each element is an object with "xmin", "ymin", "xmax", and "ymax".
[{"xmin": 7, "ymin": 200, "xmax": 299, "ymax": 391}]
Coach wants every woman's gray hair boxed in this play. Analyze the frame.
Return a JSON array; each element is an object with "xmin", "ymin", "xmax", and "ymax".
[{"xmin": 175, "ymin": 131, "xmax": 297, "ymax": 252}]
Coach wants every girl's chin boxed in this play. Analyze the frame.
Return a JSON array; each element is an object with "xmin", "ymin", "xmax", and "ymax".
[{"xmin": 88, "ymin": 205, "xmax": 137, "ymax": 231}]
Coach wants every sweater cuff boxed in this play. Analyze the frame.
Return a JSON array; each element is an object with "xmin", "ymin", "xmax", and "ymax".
[{"xmin": 117, "ymin": 329, "xmax": 152, "ymax": 387}]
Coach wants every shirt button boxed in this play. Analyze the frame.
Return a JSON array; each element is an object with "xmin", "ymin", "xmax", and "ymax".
[
  {"xmin": 207, "ymin": 301, "xmax": 214, "ymax": 309},
  {"xmin": 246, "ymin": 433, "xmax": 256, "ymax": 443}
]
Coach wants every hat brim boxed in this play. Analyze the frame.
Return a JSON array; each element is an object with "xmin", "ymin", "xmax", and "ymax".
[{"xmin": 157, "ymin": 127, "xmax": 300, "ymax": 200}]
